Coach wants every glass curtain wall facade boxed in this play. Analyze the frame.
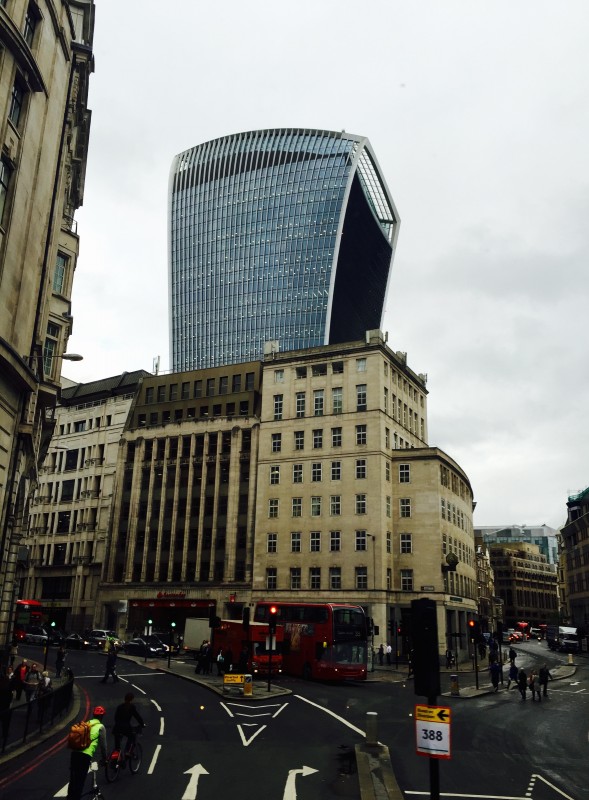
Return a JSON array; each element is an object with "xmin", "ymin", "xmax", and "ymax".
[{"xmin": 169, "ymin": 128, "xmax": 400, "ymax": 371}]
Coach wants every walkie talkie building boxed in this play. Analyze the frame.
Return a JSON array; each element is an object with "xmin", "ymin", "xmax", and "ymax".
[{"xmin": 168, "ymin": 129, "xmax": 399, "ymax": 371}]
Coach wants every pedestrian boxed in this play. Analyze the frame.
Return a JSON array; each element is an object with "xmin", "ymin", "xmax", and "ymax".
[
  {"xmin": 67, "ymin": 705, "xmax": 107, "ymax": 800},
  {"xmin": 13, "ymin": 659, "xmax": 29, "ymax": 701},
  {"xmin": 9, "ymin": 638, "xmax": 18, "ymax": 667},
  {"xmin": 386, "ymin": 643, "xmax": 392, "ymax": 666},
  {"xmin": 538, "ymin": 664, "xmax": 553, "ymax": 697},
  {"xmin": 215, "ymin": 649, "xmax": 225, "ymax": 676},
  {"xmin": 24, "ymin": 662, "xmax": 40, "ymax": 702},
  {"xmin": 528, "ymin": 669, "xmax": 541, "ymax": 702},
  {"xmin": 378, "ymin": 644, "xmax": 385, "ymax": 665},
  {"xmin": 0, "ymin": 671, "xmax": 13, "ymax": 744},
  {"xmin": 100, "ymin": 644, "xmax": 119, "ymax": 683},
  {"xmin": 478, "ymin": 641, "xmax": 486, "ymax": 660},
  {"xmin": 489, "ymin": 661, "xmax": 501, "ymax": 692},
  {"xmin": 113, "ymin": 692, "xmax": 145, "ymax": 753},
  {"xmin": 517, "ymin": 668, "xmax": 527, "ymax": 701},
  {"xmin": 56, "ymin": 645, "xmax": 66, "ymax": 679},
  {"xmin": 506, "ymin": 662, "xmax": 518, "ymax": 690},
  {"xmin": 509, "ymin": 647, "xmax": 517, "ymax": 666},
  {"xmin": 36, "ymin": 671, "xmax": 53, "ymax": 721},
  {"xmin": 445, "ymin": 649, "xmax": 455, "ymax": 669}
]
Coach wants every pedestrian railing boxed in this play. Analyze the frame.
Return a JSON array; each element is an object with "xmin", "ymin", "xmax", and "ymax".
[{"xmin": 0, "ymin": 668, "xmax": 74, "ymax": 754}]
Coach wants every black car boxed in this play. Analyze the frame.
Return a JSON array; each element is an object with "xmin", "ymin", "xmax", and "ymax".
[
  {"xmin": 124, "ymin": 638, "xmax": 167, "ymax": 657},
  {"xmin": 65, "ymin": 633, "xmax": 99, "ymax": 650},
  {"xmin": 48, "ymin": 629, "xmax": 67, "ymax": 646}
]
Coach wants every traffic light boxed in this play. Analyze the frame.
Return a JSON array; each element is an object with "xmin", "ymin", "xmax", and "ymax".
[
  {"xmin": 242, "ymin": 606, "xmax": 250, "ymax": 631},
  {"xmin": 397, "ymin": 624, "xmax": 403, "ymax": 636},
  {"xmin": 366, "ymin": 617, "xmax": 374, "ymax": 636},
  {"xmin": 268, "ymin": 604, "xmax": 278, "ymax": 634},
  {"xmin": 468, "ymin": 619, "xmax": 481, "ymax": 640},
  {"xmin": 411, "ymin": 598, "xmax": 441, "ymax": 699}
]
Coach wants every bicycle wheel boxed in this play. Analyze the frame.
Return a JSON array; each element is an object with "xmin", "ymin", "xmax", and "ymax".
[
  {"xmin": 104, "ymin": 752, "xmax": 120, "ymax": 782},
  {"xmin": 128, "ymin": 741, "xmax": 142, "ymax": 774}
]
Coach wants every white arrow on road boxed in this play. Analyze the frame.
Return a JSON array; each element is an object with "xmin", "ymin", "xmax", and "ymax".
[
  {"xmin": 182, "ymin": 764, "xmax": 209, "ymax": 799},
  {"xmin": 282, "ymin": 766, "xmax": 318, "ymax": 800}
]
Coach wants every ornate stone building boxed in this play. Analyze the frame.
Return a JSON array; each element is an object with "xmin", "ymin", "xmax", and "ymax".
[
  {"xmin": 489, "ymin": 542, "xmax": 558, "ymax": 627},
  {"xmin": 559, "ymin": 486, "xmax": 589, "ymax": 630}
]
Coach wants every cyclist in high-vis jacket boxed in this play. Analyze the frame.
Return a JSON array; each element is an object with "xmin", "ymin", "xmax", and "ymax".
[{"xmin": 67, "ymin": 706, "xmax": 107, "ymax": 800}]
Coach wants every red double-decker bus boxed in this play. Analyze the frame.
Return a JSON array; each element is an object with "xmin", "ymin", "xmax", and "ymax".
[
  {"xmin": 254, "ymin": 602, "xmax": 368, "ymax": 681},
  {"xmin": 14, "ymin": 599, "xmax": 43, "ymax": 639}
]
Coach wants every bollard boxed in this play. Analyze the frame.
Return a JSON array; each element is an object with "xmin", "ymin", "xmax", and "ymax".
[
  {"xmin": 450, "ymin": 673, "xmax": 460, "ymax": 696},
  {"xmin": 366, "ymin": 711, "xmax": 378, "ymax": 746},
  {"xmin": 243, "ymin": 674, "xmax": 253, "ymax": 696},
  {"xmin": 568, "ymin": 653, "xmax": 574, "ymax": 666}
]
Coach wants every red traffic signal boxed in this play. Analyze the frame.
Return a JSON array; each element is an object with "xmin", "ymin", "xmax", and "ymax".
[{"xmin": 268, "ymin": 605, "xmax": 278, "ymax": 633}]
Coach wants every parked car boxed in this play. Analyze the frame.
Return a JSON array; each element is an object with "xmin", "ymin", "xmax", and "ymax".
[
  {"xmin": 48, "ymin": 628, "xmax": 67, "ymax": 646},
  {"xmin": 65, "ymin": 633, "xmax": 99, "ymax": 650},
  {"xmin": 124, "ymin": 637, "xmax": 167, "ymax": 657},
  {"xmin": 147, "ymin": 633, "xmax": 176, "ymax": 653},
  {"xmin": 24, "ymin": 625, "xmax": 48, "ymax": 644},
  {"xmin": 88, "ymin": 629, "xmax": 124, "ymax": 649}
]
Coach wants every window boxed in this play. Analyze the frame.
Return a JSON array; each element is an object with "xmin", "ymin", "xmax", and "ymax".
[
  {"xmin": 169, "ymin": 384, "xmax": 178, "ymax": 401},
  {"xmin": 310, "ymin": 531, "xmax": 321, "ymax": 552},
  {"xmin": 332, "ymin": 361, "xmax": 344, "ymax": 374},
  {"xmin": 355, "ymin": 425, "xmax": 367, "ymax": 445},
  {"xmin": 355, "ymin": 459, "xmax": 366, "ymax": 479},
  {"xmin": 295, "ymin": 392, "xmax": 306, "ymax": 418},
  {"xmin": 385, "ymin": 461, "xmax": 391, "ymax": 481},
  {"xmin": 194, "ymin": 380, "xmax": 203, "ymax": 397},
  {"xmin": 387, "ymin": 531, "xmax": 392, "ymax": 553},
  {"xmin": 294, "ymin": 431, "xmax": 304, "ymax": 450},
  {"xmin": 268, "ymin": 499, "xmax": 279, "ymax": 518},
  {"xmin": 330, "ymin": 495, "xmax": 341, "ymax": 516},
  {"xmin": 386, "ymin": 496, "xmax": 391, "ymax": 517},
  {"xmin": 385, "ymin": 427, "xmax": 390, "ymax": 448},
  {"xmin": 387, "ymin": 568, "xmax": 392, "ymax": 590},
  {"xmin": 270, "ymin": 465, "xmax": 280, "ymax": 485},
  {"xmin": 291, "ymin": 531, "xmax": 301, "ymax": 552},
  {"xmin": 311, "ymin": 496, "xmax": 321, "ymax": 516},
  {"xmin": 232, "ymin": 374, "xmax": 241, "ymax": 392},
  {"xmin": 400, "ymin": 533, "xmax": 412, "ymax": 553},
  {"xmin": 356, "ymin": 384, "xmax": 367, "ymax": 411},
  {"xmin": 290, "ymin": 567, "xmax": 301, "ymax": 590},
  {"xmin": 330, "ymin": 566, "xmax": 341, "ymax": 589},
  {"xmin": 292, "ymin": 498, "xmax": 302, "ymax": 517},
  {"xmin": 331, "ymin": 427, "xmax": 342, "ymax": 447},
  {"xmin": 296, "ymin": 366, "xmax": 307, "ymax": 379},
  {"xmin": 400, "ymin": 498, "xmax": 412, "ymax": 518},
  {"xmin": 311, "ymin": 462, "xmax": 322, "ymax": 482},
  {"xmin": 292, "ymin": 463, "xmax": 303, "ymax": 483},
  {"xmin": 145, "ymin": 387, "xmax": 154, "ymax": 404},
  {"xmin": 182, "ymin": 381, "xmax": 190, "ymax": 399},
  {"xmin": 273, "ymin": 394, "xmax": 283, "ymax": 420},
  {"xmin": 330, "ymin": 531, "xmax": 341, "ymax": 551},
  {"xmin": 271, "ymin": 433, "xmax": 282, "ymax": 452},
  {"xmin": 399, "ymin": 464, "xmax": 411, "ymax": 483},
  {"xmin": 43, "ymin": 322, "xmax": 60, "ymax": 375},
  {"xmin": 331, "ymin": 461, "xmax": 341, "ymax": 481},
  {"xmin": 355, "ymin": 494, "xmax": 366, "ymax": 514},
  {"xmin": 313, "ymin": 389, "xmax": 324, "ymax": 416},
  {"xmin": 356, "ymin": 358, "xmax": 367, "ymax": 372},
  {"xmin": 441, "ymin": 499, "xmax": 446, "ymax": 520},
  {"xmin": 384, "ymin": 387, "xmax": 389, "ymax": 414},
  {"xmin": 0, "ymin": 158, "xmax": 14, "ymax": 224},
  {"xmin": 267, "ymin": 533, "xmax": 277, "ymax": 553},
  {"xmin": 312, "ymin": 429, "xmax": 323, "ymax": 449},
  {"xmin": 9, "ymin": 80, "xmax": 25, "ymax": 128},
  {"xmin": 274, "ymin": 369, "xmax": 284, "ymax": 383},
  {"xmin": 355, "ymin": 567, "xmax": 368, "ymax": 589},
  {"xmin": 312, "ymin": 363, "xmax": 327, "ymax": 376},
  {"xmin": 24, "ymin": 3, "xmax": 39, "ymax": 47},
  {"xmin": 401, "ymin": 569, "xmax": 414, "ymax": 591},
  {"xmin": 332, "ymin": 386, "xmax": 343, "ymax": 414},
  {"xmin": 266, "ymin": 568, "xmax": 277, "ymax": 590},
  {"xmin": 245, "ymin": 372, "xmax": 255, "ymax": 390},
  {"xmin": 355, "ymin": 530, "xmax": 367, "ymax": 551},
  {"xmin": 309, "ymin": 567, "xmax": 321, "ymax": 589},
  {"xmin": 52, "ymin": 252, "xmax": 68, "ymax": 294}
]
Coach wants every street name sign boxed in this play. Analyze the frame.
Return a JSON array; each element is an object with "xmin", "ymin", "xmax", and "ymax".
[{"xmin": 415, "ymin": 704, "xmax": 451, "ymax": 759}]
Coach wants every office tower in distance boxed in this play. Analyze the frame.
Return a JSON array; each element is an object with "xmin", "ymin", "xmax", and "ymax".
[{"xmin": 169, "ymin": 128, "xmax": 400, "ymax": 370}]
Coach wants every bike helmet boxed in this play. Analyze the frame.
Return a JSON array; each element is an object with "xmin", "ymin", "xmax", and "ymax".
[{"xmin": 93, "ymin": 706, "xmax": 106, "ymax": 716}]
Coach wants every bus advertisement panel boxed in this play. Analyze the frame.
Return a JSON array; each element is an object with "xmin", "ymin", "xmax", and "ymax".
[
  {"xmin": 14, "ymin": 599, "xmax": 43, "ymax": 639},
  {"xmin": 254, "ymin": 602, "xmax": 368, "ymax": 681},
  {"xmin": 213, "ymin": 620, "xmax": 283, "ymax": 677}
]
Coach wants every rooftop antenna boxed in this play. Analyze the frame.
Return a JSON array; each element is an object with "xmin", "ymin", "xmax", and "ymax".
[{"xmin": 153, "ymin": 355, "xmax": 160, "ymax": 375}]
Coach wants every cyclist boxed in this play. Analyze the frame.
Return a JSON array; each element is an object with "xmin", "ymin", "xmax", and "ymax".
[
  {"xmin": 67, "ymin": 706, "xmax": 107, "ymax": 800},
  {"xmin": 112, "ymin": 692, "xmax": 145, "ymax": 761}
]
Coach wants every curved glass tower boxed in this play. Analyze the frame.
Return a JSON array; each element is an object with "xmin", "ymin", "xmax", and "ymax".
[{"xmin": 169, "ymin": 128, "xmax": 399, "ymax": 371}]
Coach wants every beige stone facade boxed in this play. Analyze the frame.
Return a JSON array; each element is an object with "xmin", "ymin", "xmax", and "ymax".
[
  {"xmin": 559, "ymin": 486, "xmax": 589, "ymax": 629},
  {"xmin": 489, "ymin": 542, "xmax": 558, "ymax": 627},
  {"xmin": 0, "ymin": 0, "xmax": 94, "ymax": 647}
]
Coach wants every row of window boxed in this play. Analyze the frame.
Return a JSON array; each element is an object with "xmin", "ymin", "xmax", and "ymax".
[
  {"xmin": 271, "ymin": 425, "xmax": 367, "ymax": 452},
  {"xmin": 268, "ymin": 494, "xmax": 397, "ymax": 518},
  {"xmin": 266, "ymin": 530, "xmax": 412, "ymax": 554},
  {"xmin": 144, "ymin": 372, "xmax": 257, "ymax": 404},
  {"xmin": 441, "ymin": 499, "xmax": 468, "ymax": 531},
  {"xmin": 137, "ymin": 400, "xmax": 251, "ymax": 427},
  {"xmin": 269, "ymin": 461, "xmax": 410, "ymax": 484},
  {"xmin": 265, "ymin": 566, "xmax": 413, "ymax": 591}
]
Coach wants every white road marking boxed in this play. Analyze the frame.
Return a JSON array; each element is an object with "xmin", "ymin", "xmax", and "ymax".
[
  {"xmin": 148, "ymin": 743, "xmax": 161, "ymax": 774},
  {"xmin": 159, "ymin": 717, "xmax": 165, "ymax": 735},
  {"xmin": 237, "ymin": 724, "xmax": 266, "ymax": 746},
  {"xmin": 220, "ymin": 702, "xmax": 234, "ymax": 718},
  {"xmin": 294, "ymin": 694, "xmax": 365, "ymax": 736},
  {"xmin": 532, "ymin": 774, "xmax": 578, "ymax": 800},
  {"xmin": 54, "ymin": 784, "xmax": 68, "ymax": 797},
  {"xmin": 405, "ymin": 793, "xmax": 526, "ymax": 799},
  {"xmin": 132, "ymin": 683, "xmax": 147, "ymax": 694},
  {"xmin": 273, "ymin": 703, "xmax": 288, "ymax": 718},
  {"xmin": 151, "ymin": 698, "xmax": 162, "ymax": 711},
  {"xmin": 282, "ymin": 766, "xmax": 318, "ymax": 800},
  {"xmin": 182, "ymin": 764, "xmax": 209, "ymax": 799}
]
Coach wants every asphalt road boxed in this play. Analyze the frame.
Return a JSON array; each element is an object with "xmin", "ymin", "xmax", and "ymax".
[{"xmin": 2, "ymin": 641, "xmax": 587, "ymax": 800}]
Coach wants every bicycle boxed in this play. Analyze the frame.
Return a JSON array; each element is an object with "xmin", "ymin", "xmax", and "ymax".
[
  {"xmin": 83, "ymin": 761, "xmax": 105, "ymax": 800},
  {"xmin": 105, "ymin": 725, "xmax": 143, "ymax": 782}
]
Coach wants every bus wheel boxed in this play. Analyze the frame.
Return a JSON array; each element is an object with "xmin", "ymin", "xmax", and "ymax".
[{"xmin": 303, "ymin": 663, "xmax": 312, "ymax": 680}]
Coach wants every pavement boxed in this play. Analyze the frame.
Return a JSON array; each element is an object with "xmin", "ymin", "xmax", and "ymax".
[{"xmin": 1, "ymin": 652, "xmax": 581, "ymax": 800}]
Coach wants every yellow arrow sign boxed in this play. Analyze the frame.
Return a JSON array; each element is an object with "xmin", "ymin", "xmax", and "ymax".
[{"xmin": 415, "ymin": 704, "xmax": 451, "ymax": 723}]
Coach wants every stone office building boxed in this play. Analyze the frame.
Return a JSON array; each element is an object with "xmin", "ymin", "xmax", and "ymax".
[{"xmin": 489, "ymin": 542, "xmax": 558, "ymax": 627}]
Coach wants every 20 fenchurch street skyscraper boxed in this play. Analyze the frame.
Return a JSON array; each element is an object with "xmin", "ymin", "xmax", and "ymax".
[{"xmin": 168, "ymin": 128, "xmax": 400, "ymax": 370}]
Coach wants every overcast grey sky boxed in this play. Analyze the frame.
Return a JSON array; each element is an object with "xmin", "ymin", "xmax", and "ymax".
[{"xmin": 67, "ymin": 0, "xmax": 589, "ymax": 529}]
